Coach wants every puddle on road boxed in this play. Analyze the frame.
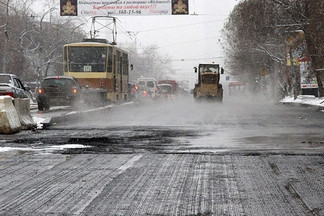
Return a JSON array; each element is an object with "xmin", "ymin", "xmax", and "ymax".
[
  {"xmin": 61, "ymin": 128, "xmax": 198, "ymax": 154},
  {"xmin": 2, "ymin": 123, "xmax": 323, "ymax": 155},
  {"xmin": 1, "ymin": 127, "xmax": 199, "ymax": 155}
]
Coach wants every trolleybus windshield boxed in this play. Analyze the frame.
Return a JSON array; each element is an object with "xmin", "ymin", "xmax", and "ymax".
[{"xmin": 68, "ymin": 47, "xmax": 107, "ymax": 72}]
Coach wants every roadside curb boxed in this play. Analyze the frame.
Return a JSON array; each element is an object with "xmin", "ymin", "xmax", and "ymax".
[
  {"xmin": 280, "ymin": 102, "xmax": 323, "ymax": 112},
  {"xmin": 42, "ymin": 101, "xmax": 134, "ymax": 128},
  {"xmin": 44, "ymin": 104, "xmax": 115, "ymax": 128}
]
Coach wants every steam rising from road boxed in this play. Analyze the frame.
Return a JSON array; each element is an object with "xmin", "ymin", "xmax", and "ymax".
[
  {"xmin": 63, "ymin": 93, "xmax": 275, "ymax": 129},
  {"xmin": 48, "ymin": 92, "xmax": 324, "ymax": 153}
]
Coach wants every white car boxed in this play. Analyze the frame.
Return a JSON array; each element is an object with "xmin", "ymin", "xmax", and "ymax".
[{"xmin": 0, "ymin": 74, "xmax": 31, "ymax": 99}]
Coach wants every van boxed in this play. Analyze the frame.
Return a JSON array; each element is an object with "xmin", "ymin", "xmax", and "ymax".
[{"xmin": 136, "ymin": 77, "xmax": 158, "ymax": 98}]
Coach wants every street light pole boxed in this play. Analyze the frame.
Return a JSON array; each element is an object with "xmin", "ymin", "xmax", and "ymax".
[
  {"xmin": 71, "ymin": 23, "xmax": 85, "ymax": 42},
  {"xmin": 38, "ymin": 7, "xmax": 57, "ymax": 79},
  {"xmin": 40, "ymin": 7, "xmax": 57, "ymax": 31},
  {"xmin": 288, "ymin": 47, "xmax": 298, "ymax": 99},
  {"xmin": 285, "ymin": 33, "xmax": 300, "ymax": 100}
]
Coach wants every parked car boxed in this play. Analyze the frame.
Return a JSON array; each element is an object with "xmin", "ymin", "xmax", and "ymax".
[
  {"xmin": 37, "ymin": 76, "xmax": 83, "ymax": 111},
  {"xmin": 0, "ymin": 73, "xmax": 31, "ymax": 99}
]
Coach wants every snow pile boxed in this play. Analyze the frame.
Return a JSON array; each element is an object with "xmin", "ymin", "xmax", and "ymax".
[
  {"xmin": 280, "ymin": 95, "xmax": 324, "ymax": 108},
  {"xmin": 0, "ymin": 144, "xmax": 90, "ymax": 153},
  {"xmin": 32, "ymin": 116, "xmax": 46, "ymax": 129}
]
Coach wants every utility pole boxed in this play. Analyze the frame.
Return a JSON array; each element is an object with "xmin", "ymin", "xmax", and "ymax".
[
  {"xmin": 288, "ymin": 47, "xmax": 298, "ymax": 99},
  {"xmin": 1, "ymin": 0, "xmax": 10, "ymax": 74},
  {"xmin": 274, "ymin": 61, "xmax": 279, "ymax": 100},
  {"xmin": 39, "ymin": 7, "xmax": 57, "ymax": 78},
  {"xmin": 71, "ymin": 23, "xmax": 85, "ymax": 42},
  {"xmin": 285, "ymin": 34, "xmax": 300, "ymax": 100},
  {"xmin": 40, "ymin": 7, "xmax": 57, "ymax": 31}
]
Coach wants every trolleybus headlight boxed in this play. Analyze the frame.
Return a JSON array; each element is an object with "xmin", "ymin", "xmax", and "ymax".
[{"xmin": 72, "ymin": 88, "xmax": 78, "ymax": 94}]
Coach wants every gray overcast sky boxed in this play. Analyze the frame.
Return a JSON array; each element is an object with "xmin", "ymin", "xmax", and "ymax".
[{"xmin": 38, "ymin": 0, "xmax": 239, "ymax": 85}]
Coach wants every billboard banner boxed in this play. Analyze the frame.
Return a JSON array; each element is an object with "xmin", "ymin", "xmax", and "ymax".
[{"xmin": 60, "ymin": 0, "xmax": 189, "ymax": 16}]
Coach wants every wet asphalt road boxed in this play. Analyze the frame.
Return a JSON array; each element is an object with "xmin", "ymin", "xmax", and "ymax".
[{"xmin": 0, "ymin": 95, "xmax": 323, "ymax": 215}]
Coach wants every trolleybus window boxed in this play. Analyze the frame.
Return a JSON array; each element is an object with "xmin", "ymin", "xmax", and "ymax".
[
  {"xmin": 68, "ymin": 47, "xmax": 107, "ymax": 72},
  {"xmin": 123, "ymin": 53, "xmax": 128, "ymax": 75},
  {"xmin": 108, "ymin": 47, "xmax": 113, "ymax": 72},
  {"xmin": 64, "ymin": 46, "xmax": 68, "ymax": 72},
  {"xmin": 116, "ymin": 50, "xmax": 121, "ymax": 74}
]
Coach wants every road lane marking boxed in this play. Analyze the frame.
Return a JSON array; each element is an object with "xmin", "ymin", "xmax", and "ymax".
[
  {"xmin": 74, "ymin": 154, "xmax": 143, "ymax": 215},
  {"xmin": 119, "ymin": 154, "xmax": 143, "ymax": 171}
]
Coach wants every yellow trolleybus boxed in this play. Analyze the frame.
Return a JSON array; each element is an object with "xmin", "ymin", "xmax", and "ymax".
[{"xmin": 63, "ymin": 38, "xmax": 129, "ymax": 103}]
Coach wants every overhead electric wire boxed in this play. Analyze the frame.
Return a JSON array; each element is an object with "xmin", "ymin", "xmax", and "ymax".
[
  {"xmin": 116, "ymin": 21, "xmax": 146, "ymax": 49},
  {"xmin": 171, "ymin": 56, "xmax": 225, "ymax": 62},
  {"xmin": 157, "ymin": 35, "xmax": 221, "ymax": 49}
]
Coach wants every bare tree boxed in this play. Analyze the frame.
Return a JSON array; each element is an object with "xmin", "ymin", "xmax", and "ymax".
[
  {"xmin": 126, "ymin": 44, "xmax": 173, "ymax": 82},
  {"xmin": 271, "ymin": 0, "xmax": 324, "ymax": 96},
  {"xmin": 0, "ymin": 0, "xmax": 86, "ymax": 83},
  {"xmin": 222, "ymin": 0, "xmax": 323, "ymax": 98},
  {"xmin": 222, "ymin": 0, "xmax": 286, "ymax": 95}
]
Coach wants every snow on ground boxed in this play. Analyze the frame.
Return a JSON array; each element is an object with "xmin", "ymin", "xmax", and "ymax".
[
  {"xmin": 32, "ymin": 116, "xmax": 46, "ymax": 129},
  {"xmin": 280, "ymin": 95, "xmax": 324, "ymax": 108},
  {"xmin": 0, "ymin": 144, "xmax": 90, "ymax": 153}
]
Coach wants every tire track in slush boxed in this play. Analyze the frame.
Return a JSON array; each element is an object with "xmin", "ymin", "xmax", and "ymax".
[
  {"xmin": 233, "ymin": 155, "xmax": 314, "ymax": 216},
  {"xmin": 0, "ymin": 154, "xmax": 140, "ymax": 215},
  {"xmin": 84, "ymin": 154, "xmax": 152, "ymax": 214},
  {"xmin": 74, "ymin": 154, "xmax": 143, "ymax": 215},
  {"xmin": 82, "ymin": 154, "xmax": 246, "ymax": 215},
  {"xmin": 1, "ymin": 155, "xmax": 96, "ymax": 213},
  {"xmin": 268, "ymin": 155, "xmax": 323, "ymax": 215},
  {"xmin": 0, "ymin": 153, "xmax": 322, "ymax": 215}
]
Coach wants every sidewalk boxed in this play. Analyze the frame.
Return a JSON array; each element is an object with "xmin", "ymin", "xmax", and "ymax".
[{"xmin": 280, "ymin": 95, "xmax": 324, "ymax": 110}]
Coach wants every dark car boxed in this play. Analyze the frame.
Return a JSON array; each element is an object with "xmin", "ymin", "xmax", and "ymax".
[
  {"xmin": 128, "ymin": 83, "xmax": 137, "ymax": 101},
  {"xmin": 37, "ymin": 76, "xmax": 83, "ymax": 111},
  {"xmin": 0, "ymin": 74, "xmax": 31, "ymax": 99},
  {"xmin": 134, "ymin": 84, "xmax": 153, "ymax": 102},
  {"xmin": 25, "ymin": 81, "xmax": 38, "ymax": 95}
]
